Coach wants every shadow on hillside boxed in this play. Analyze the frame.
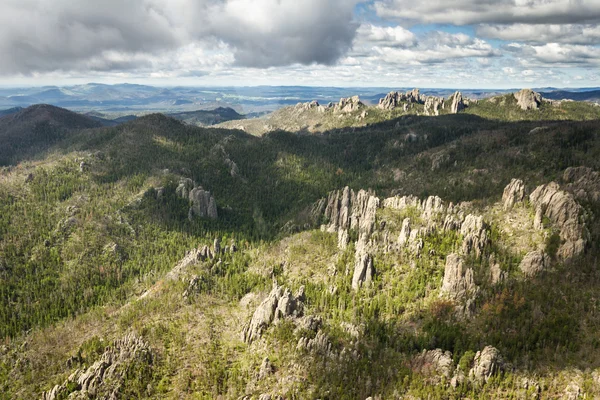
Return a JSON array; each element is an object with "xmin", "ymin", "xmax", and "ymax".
[
  {"xmin": 42, "ymin": 111, "xmax": 599, "ymax": 241},
  {"xmin": 300, "ymin": 253, "xmax": 600, "ymax": 397}
]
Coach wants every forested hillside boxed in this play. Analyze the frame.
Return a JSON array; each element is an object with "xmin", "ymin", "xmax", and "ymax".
[{"xmin": 1, "ymin": 100, "xmax": 600, "ymax": 399}]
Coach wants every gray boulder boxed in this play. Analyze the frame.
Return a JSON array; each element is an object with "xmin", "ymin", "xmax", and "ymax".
[
  {"xmin": 469, "ymin": 346, "xmax": 505, "ymax": 384},
  {"xmin": 519, "ymin": 250, "xmax": 548, "ymax": 277},
  {"xmin": 514, "ymin": 89, "xmax": 543, "ymax": 110},
  {"xmin": 378, "ymin": 91, "xmax": 401, "ymax": 110},
  {"xmin": 502, "ymin": 179, "xmax": 526, "ymax": 210},
  {"xmin": 441, "ymin": 254, "xmax": 477, "ymax": 301},
  {"xmin": 530, "ymin": 182, "xmax": 587, "ymax": 260},
  {"xmin": 352, "ymin": 250, "xmax": 374, "ymax": 290},
  {"xmin": 449, "ymin": 91, "xmax": 465, "ymax": 114},
  {"xmin": 189, "ymin": 187, "xmax": 218, "ymax": 219},
  {"xmin": 335, "ymin": 96, "xmax": 364, "ymax": 113},
  {"xmin": 424, "ymin": 96, "xmax": 444, "ymax": 116},
  {"xmin": 460, "ymin": 215, "xmax": 489, "ymax": 258},
  {"xmin": 411, "ymin": 349, "xmax": 454, "ymax": 381},
  {"xmin": 176, "ymin": 178, "xmax": 195, "ymax": 199}
]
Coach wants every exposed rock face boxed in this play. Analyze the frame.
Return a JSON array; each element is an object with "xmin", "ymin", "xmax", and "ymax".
[
  {"xmin": 563, "ymin": 166, "xmax": 600, "ymax": 202},
  {"xmin": 295, "ymin": 100, "xmax": 320, "ymax": 112},
  {"xmin": 378, "ymin": 91, "xmax": 401, "ymax": 110},
  {"xmin": 423, "ymin": 196, "xmax": 445, "ymax": 220},
  {"xmin": 460, "ymin": 215, "xmax": 489, "ymax": 258},
  {"xmin": 469, "ymin": 346, "xmax": 505, "ymax": 384},
  {"xmin": 519, "ymin": 250, "xmax": 548, "ymax": 277},
  {"xmin": 514, "ymin": 89, "xmax": 543, "ymax": 110},
  {"xmin": 398, "ymin": 218, "xmax": 411, "ymax": 247},
  {"xmin": 242, "ymin": 283, "xmax": 305, "ymax": 344},
  {"xmin": 449, "ymin": 91, "xmax": 465, "ymax": 114},
  {"xmin": 424, "ymin": 96, "xmax": 444, "ymax": 116},
  {"xmin": 321, "ymin": 187, "xmax": 380, "ymax": 290},
  {"xmin": 189, "ymin": 187, "xmax": 218, "ymax": 219},
  {"xmin": 176, "ymin": 178, "xmax": 195, "ymax": 199},
  {"xmin": 323, "ymin": 188, "xmax": 379, "ymax": 240},
  {"xmin": 382, "ymin": 195, "xmax": 420, "ymax": 210},
  {"xmin": 378, "ymin": 89, "xmax": 424, "ymax": 110},
  {"xmin": 530, "ymin": 182, "xmax": 587, "ymax": 260},
  {"xmin": 42, "ymin": 334, "xmax": 153, "ymax": 400},
  {"xmin": 411, "ymin": 349, "xmax": 454, "ymax": 381},
  {"xmin": 352, "ymin": 251, "xmax": 374, "ymax": 290},
  {"xmin": 502, "ymin": 179, "xmax": 526, "ymax": 210},
  {"xmin": 335, "ymin": 96, "xmax": 364, "ymax": 113},
  {"xmin": 176, "ymin": 179, "xmax": 218, "ymax": 220},
  {"xmin": 441, "ymin": 254, "xmax": 477, "ymax": 301}
]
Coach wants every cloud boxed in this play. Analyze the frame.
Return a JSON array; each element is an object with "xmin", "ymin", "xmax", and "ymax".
[
  {"xmin": 477, "ymin": 23, "xmax": 600, "ymax": 44},
  {"xmin": 508, "ymin": 42, "xmax": 600, "ymax": 66},
  {"xmin": 352, "ymin": 28, "xmax": 499, "ymax": 65},
  {"xmin": 356, "ymin": 24, "xmax": 416, "ymax": 48},
  {"xmin": 374, "ymin": 0, "xmax": 600, "ymax": 25},
  {"xmin": 0, "ymin": 0, "xmax": 360, "ymax": 74}
]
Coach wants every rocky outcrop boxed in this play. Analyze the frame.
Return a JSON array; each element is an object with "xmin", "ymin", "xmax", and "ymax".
[
  {"xmin": 502, "ymin": 179, "xmax": 526, "ymax": 210},
  {"xmin": 449, "ymin": 91, "xmax": 465, "ymax": 114},
  {"xmin": 378, "ymin": 91, "xmax": 401, "ymax": 110},
  {"xmin": 441, "ymin": 254, "xmax": 477, "ymax": 301},
  {"xmin": 398, "ymin": 218, "xmax": 411, "ymax": 247},
  {"xmin": 514, "ymin": 89, "xmax": 543, "ymax": 110},
  {"xmin": 460, "ymin": 215, "xmax": 489, "ymax": 258},
  {"xmin": 423, "ymin": 196, "xmax": 445, "ymax": 220},
  {"xmin": 411, "ymin": 349, "xmax": 454, "ymax": 381},
  {"xmin": 189, "ymin": 187, "xmax": 218, "ymax": 219},
  {"xmin": 176, "ymin": 178, "xmax": 195, "ymax": 199},
  {"xmin": 295, "ymin": 100, "xmax": 320, "ymax": 112},
  {"xmin": 320, "ymin": 187, "xmax": 380, "ymax": 289},
  {"xmin": 563, "ymin": 166, "xmax": 600, "ymax": 202},
  {"xmin": 469, "ymin": 346, "xmax": 505, "ymax": 384},
  {"xmin": 166, "ymin": 248, "xmax": 206, "ymax": 280},
  {"xmin": 378, "ymin": 89, "xmax": 424, "ymax": 110},
  {"xmin": 519, "ymin": 250, "xmax": 548, "ymax": 277},
  {"xmin": 424, "ymin": 96, "xmax": 444, "ymax": 116},
  {"xmin": 382, "ymin": 195, "xmax": 420, "ymax": 211},
  {"xmin": 42, "ymin": 334, "xmax": 153, "ymax": 400},
  {"xmin": 297, "ymin": 330, "xmax": 333, "ymax": 356},
  {"xmin": 242, "ymin": 283, "xmax": 305, "ymax": 344},
  {"xmin": 176, "ymin": 179, "xmax": 218, "ymax": 220},
  {"xmin": 530, "ymin": 182, "xmax": 587, "ymax": 260},
  {"xmin": 352, "ymin": 250, "xmax": 374, "ymax": 290},
  {"xmin": 335, "ymin": 96, "xmax": 364, "ymax": 113}
]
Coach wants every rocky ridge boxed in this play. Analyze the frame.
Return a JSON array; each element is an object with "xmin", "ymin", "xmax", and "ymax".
[
  {"xmin": 176, "ymin": 178, "xmax": 218, "ymax": 220},
  {"xmin": 42, "ymin": 333, "xmax": 153, "ymax": 400}
]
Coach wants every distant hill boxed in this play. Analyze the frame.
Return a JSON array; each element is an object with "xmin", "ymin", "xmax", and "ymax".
[
  {"xmin": 84, "ymin": 111, "xmax": 139, "ymax": 127},
  {"xmin": 541, "ymin": 90, "xmax": 600, "ymax": 102},
  {"xmin": 0, "ymin": 106, "xmax": 23, "ymax": 117},
  {"xmin": 0, "ymin": 104, "xmax": 101, "ymax": 165},
  {"xmin": 167, "ymin": 107, "xmax": 245, "ymax": 126}
]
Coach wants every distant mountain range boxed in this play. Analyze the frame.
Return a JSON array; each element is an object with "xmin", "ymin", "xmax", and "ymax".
[{"xmin": 0, "ymin": 83, "xmax": 598, "ymax": 116}]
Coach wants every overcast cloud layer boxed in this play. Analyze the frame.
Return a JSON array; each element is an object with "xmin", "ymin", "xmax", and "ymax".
[{"xmin": 0, "ymin": 0, "xmax": 599, "ymax": 87}]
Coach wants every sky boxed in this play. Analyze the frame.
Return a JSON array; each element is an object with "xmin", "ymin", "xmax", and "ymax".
[{"xmin": 0, "ymin": 0, "xmax": 599, "ymax": 88}]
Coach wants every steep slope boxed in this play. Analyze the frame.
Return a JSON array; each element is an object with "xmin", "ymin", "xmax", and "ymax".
[
  {"xmin": 2, "ymin": 108, "xmax": 600, "ymax": 398},
  {"xmin": 0, "ymin": 104, "xmax": 101, "ymax": 165}
]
